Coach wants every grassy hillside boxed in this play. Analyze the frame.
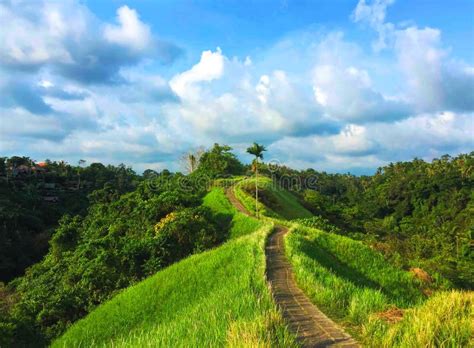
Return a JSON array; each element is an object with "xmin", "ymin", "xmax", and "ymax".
[
  {"xmin": 53, "ymin": 223, "xmax": 297, "ymax": 347},
  {"xmin": 284, "ymin": 224, "xmax": 473, "ymax": 346},
  {"xmin": 202, "ymin": 187, "xmax": 263, "ymax": 239},
  {"xmin": 364, "ymin": 290, "xmax": 473, "ymax": 347},
  {"xmin": 52, "ymin": 175, "xmax": 473, "ymax": 347},
  {"xmin": 233, "ymin": 176, "xmax": 473, "ymax": 346},
  {"xmin": 234, "ymin": 177, "xmax": 313, "ymax": 220}
]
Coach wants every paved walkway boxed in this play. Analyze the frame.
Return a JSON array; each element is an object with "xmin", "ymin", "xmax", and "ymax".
[
  {"xmin": 225, "ymin": 186, "xmax": 251, "ymax": 216},
  {"xmin": 225, "ymin": 187, "xmax": 359, "ymax": 347},
  {"xmin": 266, "ymin": 227, "xmax": 359, "ymax": 347}
]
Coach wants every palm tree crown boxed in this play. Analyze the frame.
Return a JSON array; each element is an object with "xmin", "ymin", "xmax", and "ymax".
[{"xmin": 246, "ymin": 143, "xmax": 266, "ymax": 159}]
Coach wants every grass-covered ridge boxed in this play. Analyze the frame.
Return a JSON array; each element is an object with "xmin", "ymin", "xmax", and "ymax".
[
  {"xmin": 234, "ymin": 176, "xmax": 313, "ymax": 220},
  {"xmin": 284, "ymin": 225, "xmax": 473, "ymax": 346},
  {"xmin": 230, "ymin": 176, "xmax": 472, "ymax": 346},
  {"xmin": 53, "ymin": 223, "xmax": 297, "ymax": 347},
  {"xmin": 202, "ymin": 186, "xmax": 263, "ymax": 239}
]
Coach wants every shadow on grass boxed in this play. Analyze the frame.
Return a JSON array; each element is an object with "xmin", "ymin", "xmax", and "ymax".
[
  {"xmin": 297, "ymin": 235, "xmax": 424, "ymax": 306},
  {"xmin": 212, "ymin": 212, "xmax": 233, "ymax": 239},
  {"xmin": 298, "ymin": 237, "xmax": 384, "ymax": 293}
]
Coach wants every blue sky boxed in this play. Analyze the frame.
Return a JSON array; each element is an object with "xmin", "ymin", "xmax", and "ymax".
[{"xmin": 1, "ymin": 0, "xmax": 473, "ymax": 174}]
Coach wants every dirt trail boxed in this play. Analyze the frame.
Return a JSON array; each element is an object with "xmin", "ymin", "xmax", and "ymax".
[
  {"xmin": 225, "ymin": 187, "xmax": 359, "ymax": 347},
  {"xmin": 225, "ymin": 186, "xmax": 252, "ymax": 215}
]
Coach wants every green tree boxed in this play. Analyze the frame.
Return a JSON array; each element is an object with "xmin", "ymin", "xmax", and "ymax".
[
  {"xmin": 197, "ymin": 144, "xmax": 244, "ymax": 177},
  {"xmin": 246, "ymin": 142, "xmax": 266, "ymax": 219}
]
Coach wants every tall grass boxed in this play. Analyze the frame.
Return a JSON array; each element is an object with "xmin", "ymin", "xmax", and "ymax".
[
  {"xmin": 234, "ymin": 177, "xmax": 312, "ymax": 220},
  {"xmin": 291, "ymin": 226, "xmax": 424, "ymax": 306},
  {"xmin": 53, "ymin": 224, "xmax": 297, "ymax": 347},
  {"xmin": 202, "ymin": 187, "xmax": 263, "ymax": 238},
  {"xmin": 285, "ymin": 225, "xmax": 473, "ymax": 346},
  {"xmin": 363, "ymin": 291, "xmax": 473, "ymax": 347}
]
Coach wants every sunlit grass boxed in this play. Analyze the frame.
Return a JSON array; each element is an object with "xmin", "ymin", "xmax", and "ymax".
[
  {"xmin": 234, "ymin": 177, "xmax": 312, "ymax": 220},
  {"xmin": 284, "ymin": 225, "xmax": 473, "ymax": 346},
  {"xmin": 363, "ymin": 290, "xmax": 473, "ymax": 347},
  {"xmin": 53, "ymin": 223, "xmax": 297, "ymax": 347},
  {"xmin": 202, "ymin": 187, "xmax": 263, "ymax": 238}
]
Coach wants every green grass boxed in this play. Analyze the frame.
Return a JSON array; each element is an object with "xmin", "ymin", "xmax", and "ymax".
[
  {"xmin": 234, "ymin": 177, "xmax": 313, "ymax": 220},
  {"xmin": 284, "ymin": 225, "xmax": 473, "ymax": 346},
  {"xmin": 202, "ymin": 187, "xmax": 263, "ymax": 239},
  {"xmin": 284, "ymin": 226, "xmax": 422, "ymax": 321},
  {"xmin": 53, "ymin": 223, "xmax": 297, "ymax": 347},
  {"xmin": 54, "ymin": 179, "xmax": 472, "ymax": 347},
  {"xmin": 363, "ymin": 291, "xmax": 473, "ymax": 347}
]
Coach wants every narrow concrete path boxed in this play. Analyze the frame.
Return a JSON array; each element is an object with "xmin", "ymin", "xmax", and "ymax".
[
  {"xmin": 225, "ymin": 187, "xmax": 359, "ymax": 347},
  {"xmin": 225, "ymin": 186, "xmax": 251, "ymax": 216},
  {"xmin": 266, "ymin": 227, "xmax": 359, "ymax": 347}
]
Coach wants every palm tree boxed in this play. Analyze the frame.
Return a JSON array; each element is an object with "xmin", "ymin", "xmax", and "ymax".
[{"xmin": 246, "ymin": 142, "xmax": 266, "ymax": 219}]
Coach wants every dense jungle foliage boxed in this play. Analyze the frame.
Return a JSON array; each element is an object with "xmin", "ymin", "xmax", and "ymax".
[{"xmin": 0, "ymin": 157, "xmax": 139, "ymax": 282}]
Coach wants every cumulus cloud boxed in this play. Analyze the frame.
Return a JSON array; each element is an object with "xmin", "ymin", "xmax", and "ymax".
[
  {"xmin": 170, "ymin": 48, "xmax": 225, "ymax": 99},
  {"xmin": 352, "ymin": 0, "xmax": 474, "ymax": 113},
  {"xmin": 368, "ymin": 111, "xmax": 474, "ymax": 159},
  {"xmin": 104, "ymin": 6, "xmax": 152, "ymax": 51},
  {"xmin": 0, "ymin": 0, "xmax": 471, "ymax": 174},
  {"xmin": 352, "ymin": 0, "xmax": 395, "ymax": 51},
  {"xmin": 255, "ymin": 31, "xmax": 412, "ymax": 124},
  {"xmin": 0, "ymin": 1, "xmax": 74, "ymax": 69},
  {"xmin": 394, "ymin": 27, "xmax": 474, "ymax": 112},
  {"xmin": 0, "ymin": 0, "xmax": 181, "ymax": 84},
  {"xmin": 312, "ymin": 64, "xmax": 410, "ymax": 122},
  {"xmin": 166, "ymin": 48, "xmax": 340, "ymax": 144},
  {"xmin": 269, "ymin": 111, "xmax": 473, "ymax": 173}
]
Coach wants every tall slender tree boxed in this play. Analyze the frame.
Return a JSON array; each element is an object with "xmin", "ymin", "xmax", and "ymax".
[{"xmin": 246, "ymin": 142, "xmax": 266, "ymax": 219}]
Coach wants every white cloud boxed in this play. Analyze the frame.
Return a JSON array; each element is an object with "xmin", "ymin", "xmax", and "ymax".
[
  {"xmin": 312, "ymin": 63, "xmax": 409, "ymax": 122},
  {"xmin": 166, "ymin": 50, "xmax": 336, "ymax": 143},
  {"xmin": 256, "ymin": 75, "xmax": 271, "ymax": 104},
  {"xmin": 0, "ymin": 0, "xmax": 472, "ymax": 174},
  {"xmin": 333, "ymin": 124, "xmax": 374, "ymax": 155},
  {"xmin": 368, "ymin": 111, "xmax": 474, "ymax": 157},
  {"xmin": 170, "ymin": 48, "xmax": 225, "ymax": 99},
  {"xmin": 394, "ymin": 26, "xmax": 474, "ymax": 112},
  {"xmin": 352, "ymin": 0, "xmax": 395, "ymax": 51},
  {"xmin": 0, "ymin": 107, "xmax": 65, "ymax": 140},
  {"xmin": 268, "ymin": 110, "xmax": 473, "ymax": 172},
  {"xmin": 0, "ymin": 0, "xmax": 180, "ymax": 83},
  {"xmin": 313, "ymin": 87, "xmax": 328, "ymax": 106},
  {"xmin": 39, "ymin": 80, "xmax": 54, "ymax": 88},
  {"xmin": 0, "ymin": 1, "xmax": 74, "ymax": 66},
  {"xmin": 104, "ymin": 6, "xmax": 152, "ymax": 51},
  {"xmin": 353, "ymin": 0, "xmax": 474, "ymax": 113}
]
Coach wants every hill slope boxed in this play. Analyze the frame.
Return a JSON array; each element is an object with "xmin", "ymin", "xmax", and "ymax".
[
  {"xmin": 235, "ymin": 177, "xmax": 473, "ymax": 347},
  {"xmin": 234, "ymin": 176, "xmax": 313, "ymax": 219},
  {"xmin": 53, "ymin": 222, "xmax": 296, "ymax": 347},
  {"xmin": 54, "ymin": 178, "xmax": 473, "ymax": 347},
  {"xmin": 202, "ymin": 186, "xmax": 263, "ymax": 239}
]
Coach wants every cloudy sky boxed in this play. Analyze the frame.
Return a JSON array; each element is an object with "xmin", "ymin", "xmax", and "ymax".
[{"xmin": 1, "ymin": 0, "xmax": 473, "ymax": 174}]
